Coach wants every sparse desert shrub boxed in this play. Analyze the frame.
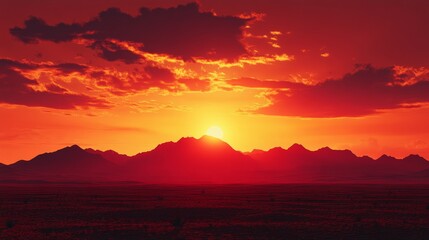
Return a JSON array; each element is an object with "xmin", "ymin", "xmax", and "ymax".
[
  {"xmin": 5, "ymin": 219, "xmax": 15, "ymax": 229},
  {"xmin": 171, "ymin": 217, "xmax": 184, "ymax": 229},
  {"xmin": 426, "ymin": 204, "xmax": 429, "ymax": 210}
]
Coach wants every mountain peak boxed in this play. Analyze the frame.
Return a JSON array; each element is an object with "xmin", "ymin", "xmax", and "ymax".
[
  {"xmin": 196, "ymin": 135, "xmax": 232, "ymax": 148},
  {"xmin": 173, "ymin": 135, "xmax": 229, "ymax": 147},
  {"xmin": 269, "ymin": 146, "xmax": 286, "ymax": 152},
  {"xmin": 403, "ymin": 154, "xmax": 427, "ymax": 163},
  {"xmin": 317, "ymin": 146, "xmax": 332, "ymax": 151},
  {"xmin": 287, "ymin": 143, "xmax": 308, "ymax": 152},
  {"xmin": 199, "ymin": 135, "xmax": 226, "ymax": 143},
  {"xmin": 68, "ymin": 144, "xmax": 83, "ymax": 150},
  {"xmin": 178, "ymin": 136, "xmax": 197, "ymax": 142},
  {"xmin": 149, "ymin": 135, "xmax": 234, "ymax": 156},
  {"xmin": 53, "ymin": 144, "xmax": 85, "ymax": 155},
  {"xmin": 377, "ymin": 154, "xmax": 397, "ymax": 161}
]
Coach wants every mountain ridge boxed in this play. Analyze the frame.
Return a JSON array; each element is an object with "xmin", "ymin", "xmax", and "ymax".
[{"xmin": 1, "ymin": 136, "xmax": 428, "ymax": 183}]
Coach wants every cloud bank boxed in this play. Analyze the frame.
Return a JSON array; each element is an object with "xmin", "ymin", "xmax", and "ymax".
[
  {"xmin": 10, "ymin": 3, "xmax": 249, "ymax": 63},
  {"xmin": 0, "ymin": 59, "xmax": 109, "ymax": 109},
  {"xmin": 232, "ymin": 65, "xmax": 429, "ymax": 117}
]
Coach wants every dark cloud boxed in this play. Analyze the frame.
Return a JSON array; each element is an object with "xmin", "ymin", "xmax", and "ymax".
[
  {"xmin": 10, "ymin": 3, "xmax": 249, "ymax": 63},
  {"xmin": 50, "ymin": 63, "xmax": 88, "ymax": 74},
  {"xmin": 144, "ymin": 66, "xmax": 175, "ymax": 83},
  {"xmin": 0, "ymin": 59, "xmax": 109, "ymax": 109},
  {"xmin": 90, "ymin": 41, "xmax": 141, "ymax": 64},
  {"xmin": 9, "ymin": 17, "xmax": 82, "ymax": 43},
  {"xmin": 252, "ymin": 65, "xmax": 429, "ymax": 117},
  {"xmin": 0, "ymin": 59, "xmax": 88, "ymax": 75},
  {"xmin": 0, "ymin": 59, "xmax": 37, "ymax": 70}
]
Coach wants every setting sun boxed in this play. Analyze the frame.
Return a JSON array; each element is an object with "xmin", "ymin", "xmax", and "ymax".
[{"xmin": 206, "ymin": 126, "xmax": 224, "ymax": 139}]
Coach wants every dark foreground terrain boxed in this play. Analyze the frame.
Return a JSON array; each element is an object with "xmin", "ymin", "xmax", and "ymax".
[{"xmin": 0, "ymin": 184, "xmax": 428, "ymax": 240}]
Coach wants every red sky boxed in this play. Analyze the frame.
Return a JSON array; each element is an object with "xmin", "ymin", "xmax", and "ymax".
[{"xmin": 1, "ymin": 0, "xmax": 429, "ymax": 164}]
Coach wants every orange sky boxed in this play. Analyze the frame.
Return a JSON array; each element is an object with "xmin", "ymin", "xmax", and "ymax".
[{"xmin": 1, "ymin": 0, "xmax": 429, "ymax": 164}]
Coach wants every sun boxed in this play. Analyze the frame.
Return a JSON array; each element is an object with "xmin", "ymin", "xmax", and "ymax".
[{"xmin": 206, "ymin": 126, "xmax": 224, "ymax": 139}]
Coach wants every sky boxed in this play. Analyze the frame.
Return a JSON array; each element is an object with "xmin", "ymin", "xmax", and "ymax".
[{"xmin": 1, "ymin": 0, "xmax": 429, "ymax": 164}]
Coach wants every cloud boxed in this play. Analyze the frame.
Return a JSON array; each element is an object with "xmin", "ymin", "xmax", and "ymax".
[
  {"xmin": 0, "ymin": 59, "xmax": 109, "ymax": 109},
  {"xmin": 45, "ymin": 83, "xmax": 68, "ymax": 93},
  {"xmin": 0, "ymin": 59, "xmax": 88, "ymax": 75},
  {"xmin": 249, "ymin": 65, "xmax": 429, "ymax": 117},
  {"xmin": 89, "ymin": 40, "xmax": 141, "ymax": 63},
  {"xmin": 1, "ymin": 58, "xmax": 212, "ymax": 102},
  {"xmin": 9, "ymin": 17, "xmax": 81, "ymax": 43},
  {"xmin": 92, "ymin": 65, "xmax": 211, "ymax": 95},
  {"xmin": 228, "ymin": 77, "xmax": 304, "ymax": 89},
  {"xmin": 50, "ymin": 63, "xmax": 88, "ymax": 74},
  {"xmin": 144, "ymin": 66, "xmax": 175, "ymax": 83},
  {"xmin": 10, "ymin": 3, "xmax": 250, "ymax": 63},
  {"xmin": 179, "ymin": 78, "xmax": 211, "ymax": 91},
  {"xmin": 0, "ymin": 59, "xmax": 37, "ymax": 70}
]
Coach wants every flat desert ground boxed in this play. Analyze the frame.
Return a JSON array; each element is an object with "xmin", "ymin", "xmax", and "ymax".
[{"xmin": 0, "ymin": 184, "xmax": 428, "ymax": 239}]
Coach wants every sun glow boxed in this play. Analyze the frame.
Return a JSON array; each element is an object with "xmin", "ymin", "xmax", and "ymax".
[{"xmin": 206, "ymin": 126, "xmax": 224, "ymax": 139}]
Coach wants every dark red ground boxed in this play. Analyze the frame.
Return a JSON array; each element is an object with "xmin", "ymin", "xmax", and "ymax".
[{"xmin": 0, "ymin": 184, "xmax": 428, "ymax": 239}]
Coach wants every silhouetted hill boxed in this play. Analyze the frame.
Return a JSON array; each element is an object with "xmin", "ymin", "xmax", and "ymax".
[
  {"xmin": 402, "ymin": 154, "xmax": 428, "ymax": 167},
  {"xmin": 0, "ymin": 163, "xmax": 12, "ymax": 174},
  {"xmin": 1, "ymin": 138, "xmax": 429, "ymax": 183},
  {"xmin": 373, "ymin": 154, "xmax": 429, "ymax": 174},
  {"xmin": 9, "ymin": 145, "xmax": 117, "ymax": 181},
  {"xmin": 248, "ymin": 145, "xmax": 429, "ymax": 182},
  {"xmin": 376, "ymin": 154, "xmax": 398, "ymax": 162},
  {"xmin": 85, "ymin": 148, "xmax": 130, "ymax": 165},
  {"xmin": 126, "ymin": 135, "xmax": 255, "ymax": 183}
]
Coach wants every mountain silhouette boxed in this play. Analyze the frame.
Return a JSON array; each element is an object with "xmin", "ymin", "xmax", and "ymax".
[
  {"xmin": 8, "ymin": 145, "xmax": 117, "ymax": 181},
  {"xmin": 127, "ymin": 135, "xmax": 255, "ymax": 183},
  {"xmin": 1, "ymin": 136, "xmax": 429, "ymax": 183},
  {"xmin": 0, "ymin": 163, "xmax": 7, "ymax": 171},
  {"xmin": 248, "ymin": 145, "xmax": 429, "ymax": 182},
  {"xmin": 0, "ymin": 163, "xmax": 12, "ymax": 173},
  {"xmin": 85, "ymin": 148, "xmax": 130, "ymax": 165}
]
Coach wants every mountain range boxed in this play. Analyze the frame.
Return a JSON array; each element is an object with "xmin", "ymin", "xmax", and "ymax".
[{"xmin": 1, "ymin": 136, "xmax": 429, "ymax": 183}]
